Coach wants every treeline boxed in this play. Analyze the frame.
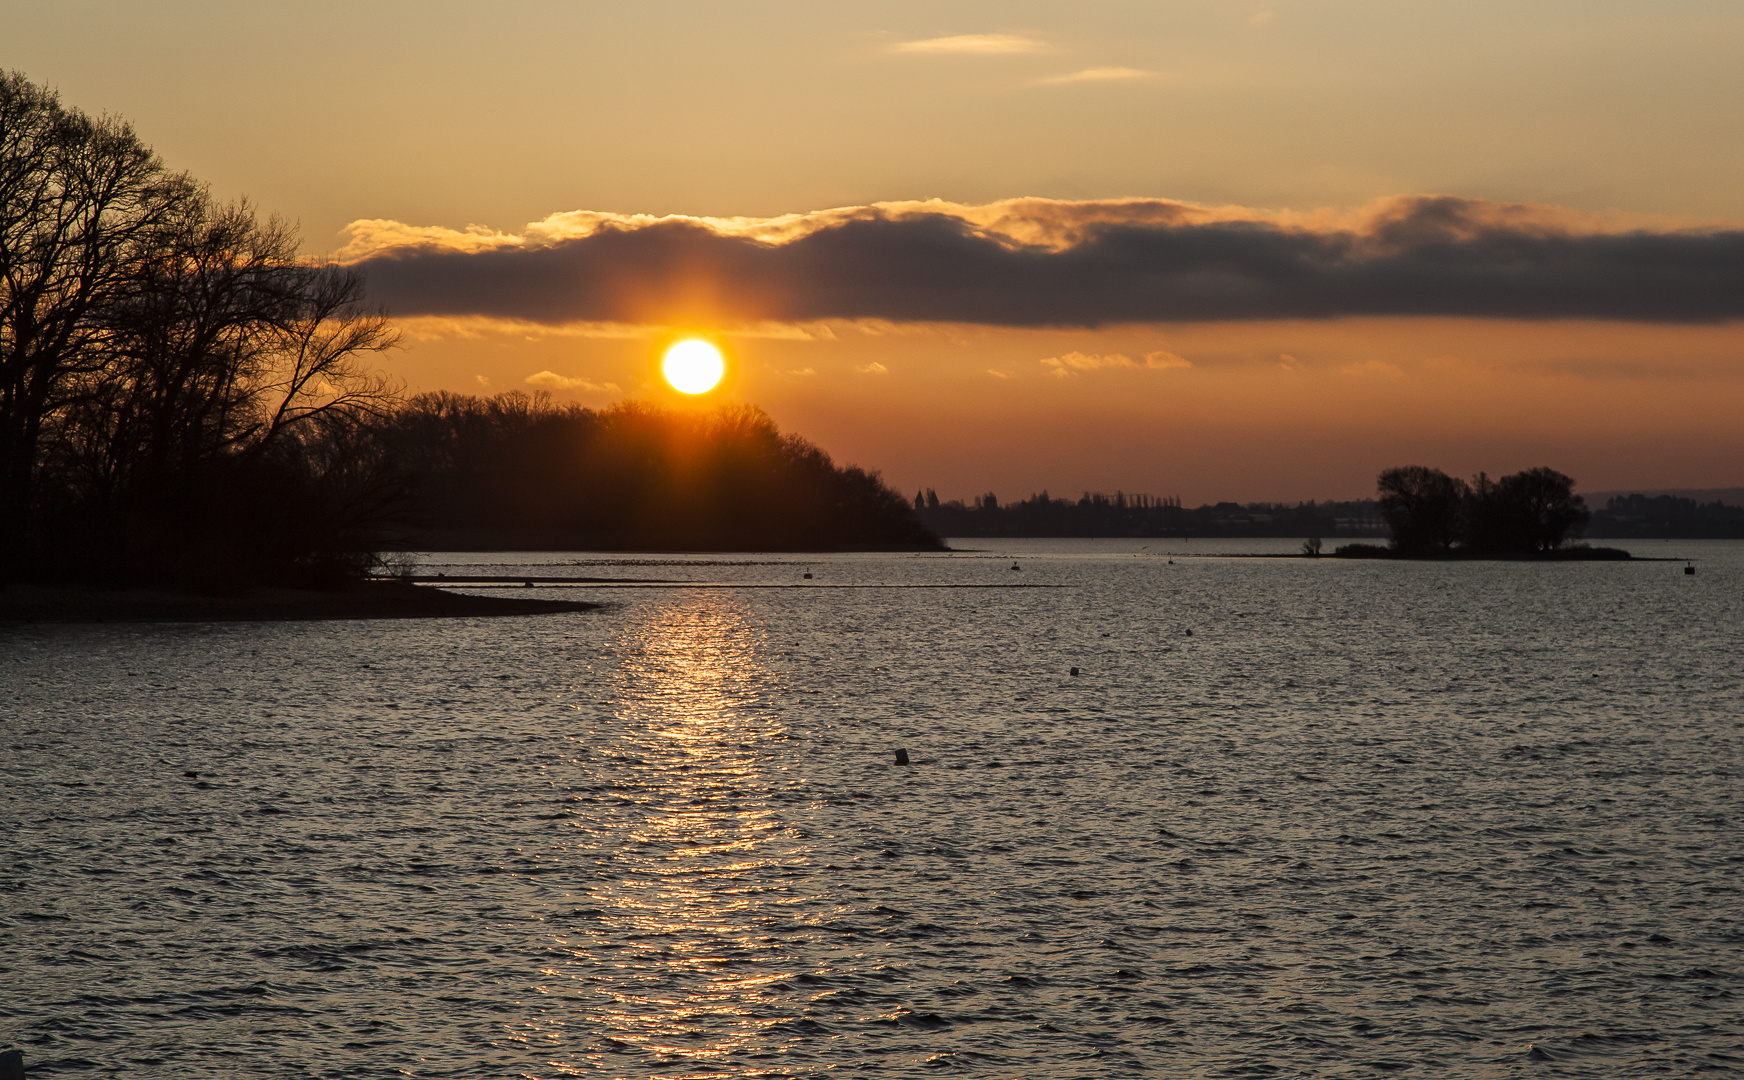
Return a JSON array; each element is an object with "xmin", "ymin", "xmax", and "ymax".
[
  {"xmin": 1586, "ymin": 494, "xmax": 1744, "ymax": 539},
  {"xmin": 384, "ymin": 392, "xmax": 939, "ymax": 551},
  {"xmin": 1, "ymin": 73, "xmax": 935, "ymax": 587},
  {"xmin": 2, "ymin": 72, "xmax": 398, "ymax": 587},
  {"xmin": 1353, "ymin": 465, "xmax": 1598, "ymax": 557},
  {"xmin": 914, "ymin": 489, "xmax": 1385, "ymax": 538}
]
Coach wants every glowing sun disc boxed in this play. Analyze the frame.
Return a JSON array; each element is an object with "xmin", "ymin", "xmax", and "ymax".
[{"xmin": 663, "ymin": 340, "xmax": 725, "ymax": 394}]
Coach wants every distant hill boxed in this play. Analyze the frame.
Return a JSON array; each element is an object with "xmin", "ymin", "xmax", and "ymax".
[{"xmin": 1583, "ymin": 487, "xmax": 1744, "ymax": 508}]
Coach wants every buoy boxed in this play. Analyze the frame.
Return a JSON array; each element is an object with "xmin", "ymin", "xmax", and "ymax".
[
  {"xmin": 1184, "ymin": 628, "xmax": 1193, "ymax": 636},
  {"xmin": 523, "ymin": 580, "xmax": 534, "ymax": 587},
  {"xmin": 1685, "ymin": 564, "xmax": 1696, "ymax": 575},
  {"xmin": 0, "ymin": 1049, "xmax": 24, "ymax": 1080},
  {"xmin": 893, "ymin": 748, "xmax": 910, "ymax": 765},
  {"xmin": 1011, "ymin": 563, "xmax": 1021, "ymax": 571},
  {"xmin": 803, "ymin": 572, "xmax": 813, "ymax": 579}
]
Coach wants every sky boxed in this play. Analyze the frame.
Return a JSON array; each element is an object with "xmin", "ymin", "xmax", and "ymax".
[{"xmin": 8, "ymin": 0, "xmax": 1744, "ymax": 502}]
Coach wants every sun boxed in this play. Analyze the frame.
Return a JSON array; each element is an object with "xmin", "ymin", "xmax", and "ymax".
[{"xmin": 662, "ymin": 339, "xmax": 725, "ymax": 394}]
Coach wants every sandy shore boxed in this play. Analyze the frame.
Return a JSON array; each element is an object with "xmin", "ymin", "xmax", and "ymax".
[{"xmin": 0, "ymin": 581, "xmax": 599, "ymax": 624}]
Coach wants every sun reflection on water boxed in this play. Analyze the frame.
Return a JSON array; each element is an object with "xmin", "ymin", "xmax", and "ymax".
[{"xmin": 540, "ymin": 594, "xmax": 816, "ymax": 1074}]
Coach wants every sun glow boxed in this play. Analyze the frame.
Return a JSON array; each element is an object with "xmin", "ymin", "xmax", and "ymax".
[{"xmin": 663, "ymin": 340, "xmax": 725, "ymax": 394}]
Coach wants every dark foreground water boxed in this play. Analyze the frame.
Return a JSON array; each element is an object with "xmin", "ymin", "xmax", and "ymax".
[{"xmin": 3, "ymin": 539, "xmax": 1741, "ymax": 1078}]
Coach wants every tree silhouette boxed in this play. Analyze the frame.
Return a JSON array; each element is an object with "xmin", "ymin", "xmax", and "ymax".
[
  {"xmin": 1376, "ymin": 466, "xmax": 1468, "ymax": 554},
  {"xmin": 0, "ymin": 71, "xmax": 193, "ymax": 567},
  {"xmin": 1466, "ymin": 467, "xmax": 1588, "ymax": 552},
  {"xmin": 4, "ymin": 72, "xmax": 399, "ymax": 585}
]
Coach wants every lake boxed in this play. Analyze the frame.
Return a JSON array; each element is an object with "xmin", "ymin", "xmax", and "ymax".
[{"xmin": 3, "ymin": 539, "xmax": 1741, "ymax": 1078}]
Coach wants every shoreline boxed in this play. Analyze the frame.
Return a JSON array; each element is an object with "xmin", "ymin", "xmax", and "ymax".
[{"xmin": 0, "ymin": 582, "xmax": 600, "ymax": 625}]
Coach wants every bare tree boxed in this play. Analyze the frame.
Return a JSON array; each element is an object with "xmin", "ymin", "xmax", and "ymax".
[
  {"xmin": 1466, "ymin": 467, "xmax": 1589, "ymax": 552},
  {"xmin": 0, "ymin": 71, "xmax": 189, "ymax": 559},
  {"xmin": 4, "ymin": 72, "xmax": 404, "ymax": 584},
  {"xmin": 1377, "ymin": 465, "xmax": 1468, "ymax": 554},
  {"xmin": 250, "ymin": 261, "xmax": 398, "ymax": 449}
]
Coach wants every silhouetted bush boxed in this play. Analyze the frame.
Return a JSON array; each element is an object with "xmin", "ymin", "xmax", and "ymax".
[{"xmin": 1331, "ymin": 543, "xmax": 1393, "ymax": 558}]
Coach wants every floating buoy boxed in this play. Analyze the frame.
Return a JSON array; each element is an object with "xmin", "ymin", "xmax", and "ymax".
[
  {"xmin": 1685, "ymin": 563, "xmax": 1696, "ymax": 575},
  {"xmin": 1011, "ymin": 563, "xmax": 1021, "ymax": 571},
  {"xmin": 1184, "ymin": 628, "xmax": 1193, "ymax": 636},
  {"xmin": 803, "ymin": 572, "xmax": 813, "ymax": 579},
  {"xmin": 1070, "ymin": 667, "xmax": 1080, "ymax": 676},
  {"xmin": 523, "ymin": 580, "xmax": 534, "ymax": 587},
  {"xmin": 893, "ymin": 748, "xmax": 910, "ymax": 765}
]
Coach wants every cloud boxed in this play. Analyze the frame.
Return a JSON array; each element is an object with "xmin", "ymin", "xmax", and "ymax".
[
  {"xmin": 524, "ymin": 371, "xmax": 619, "ymax": 392},
  {"xmin": 857, "ymin": 362, "xmax": 890, "ymax": 375},
  {"xmin": 1036, "ymin": 67, "xmax": 1160, "ymax": 86},
  {"xmin": 334, "ymin": 219, "xmax": 522, "ymax": 262},
  {"xmin": 892, "ymin": 33, "xmax": 1046, "ymax": 55},
  {"xmin": 354, "ymin": 195, "xmax": 1744, "ymax": 327},
  {"xmin": 1041, "ymin": 350, "xmax": 1191, "ymax": 376},
  {"xmin": 1249, "ymin": 11, "xmax": 1275, "ymax": 28},
  {"xmin": 1042, "ymin": 351, "xmax": 1136, "ymax": 375}
]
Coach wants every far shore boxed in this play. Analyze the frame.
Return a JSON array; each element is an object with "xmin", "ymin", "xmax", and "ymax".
[{"xmin": 0, "ymin": 581, "xmax": 599, "ymax": 625}]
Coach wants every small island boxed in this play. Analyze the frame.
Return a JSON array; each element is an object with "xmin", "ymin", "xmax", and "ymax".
[{"xmin": 1327, "ymin": 465, "xmax": 1632, "ymax": 560}]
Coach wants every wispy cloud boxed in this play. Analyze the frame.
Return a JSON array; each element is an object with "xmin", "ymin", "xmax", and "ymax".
[
  {"xmin": 857, "ymin": 362, "xmax": 890, "ymax": 375},
  {"xmin": 1042, "ymin": 351, "xmax": 1136, "ymax": 376},
  {"xmin": 1041, "ymin": 350, "xmax": 1192, "ymax": 376},
  {"xmin": 1036, "ymin": 67, "xmax": 1160, "ymax": 86},
  {"xmin": 356, "ymin": 195, "xmax": 1744, "ymax": 327},
  {"xmin": 892, "ymin": 33, "xmax": 1046, "ymax": 55},
  {"xmin": 1249, "ymin": 11, "xmax": 1275, "ymax": 28},
  {"xmin": 524, "ymin": 371, "xmax": 618, "ymax": 392}
]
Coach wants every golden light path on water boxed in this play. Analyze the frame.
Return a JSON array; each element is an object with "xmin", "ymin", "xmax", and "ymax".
[{"xmin": 533, "ymin": 595, "xmax": 810, "ymax": 1074}]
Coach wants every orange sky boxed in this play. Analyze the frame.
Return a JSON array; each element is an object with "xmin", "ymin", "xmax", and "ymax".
[
  {"xmin": 386, "ymin": 314, "xmax": 1744, "ymax": 503},
  {"xmin": 12, "ymin": 1, "xmax": 1744, "ymax": 501}
]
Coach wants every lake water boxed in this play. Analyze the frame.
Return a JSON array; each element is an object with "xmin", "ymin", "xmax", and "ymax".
[{"xmin": 3, "ymin": 539, "xmax": 1741, "ymax": 1078}]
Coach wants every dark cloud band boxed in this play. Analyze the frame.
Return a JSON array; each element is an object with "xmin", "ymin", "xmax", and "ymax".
[{"xmin": 357, "ymin": 197, "xmax": 1744, "ymax": 326}]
